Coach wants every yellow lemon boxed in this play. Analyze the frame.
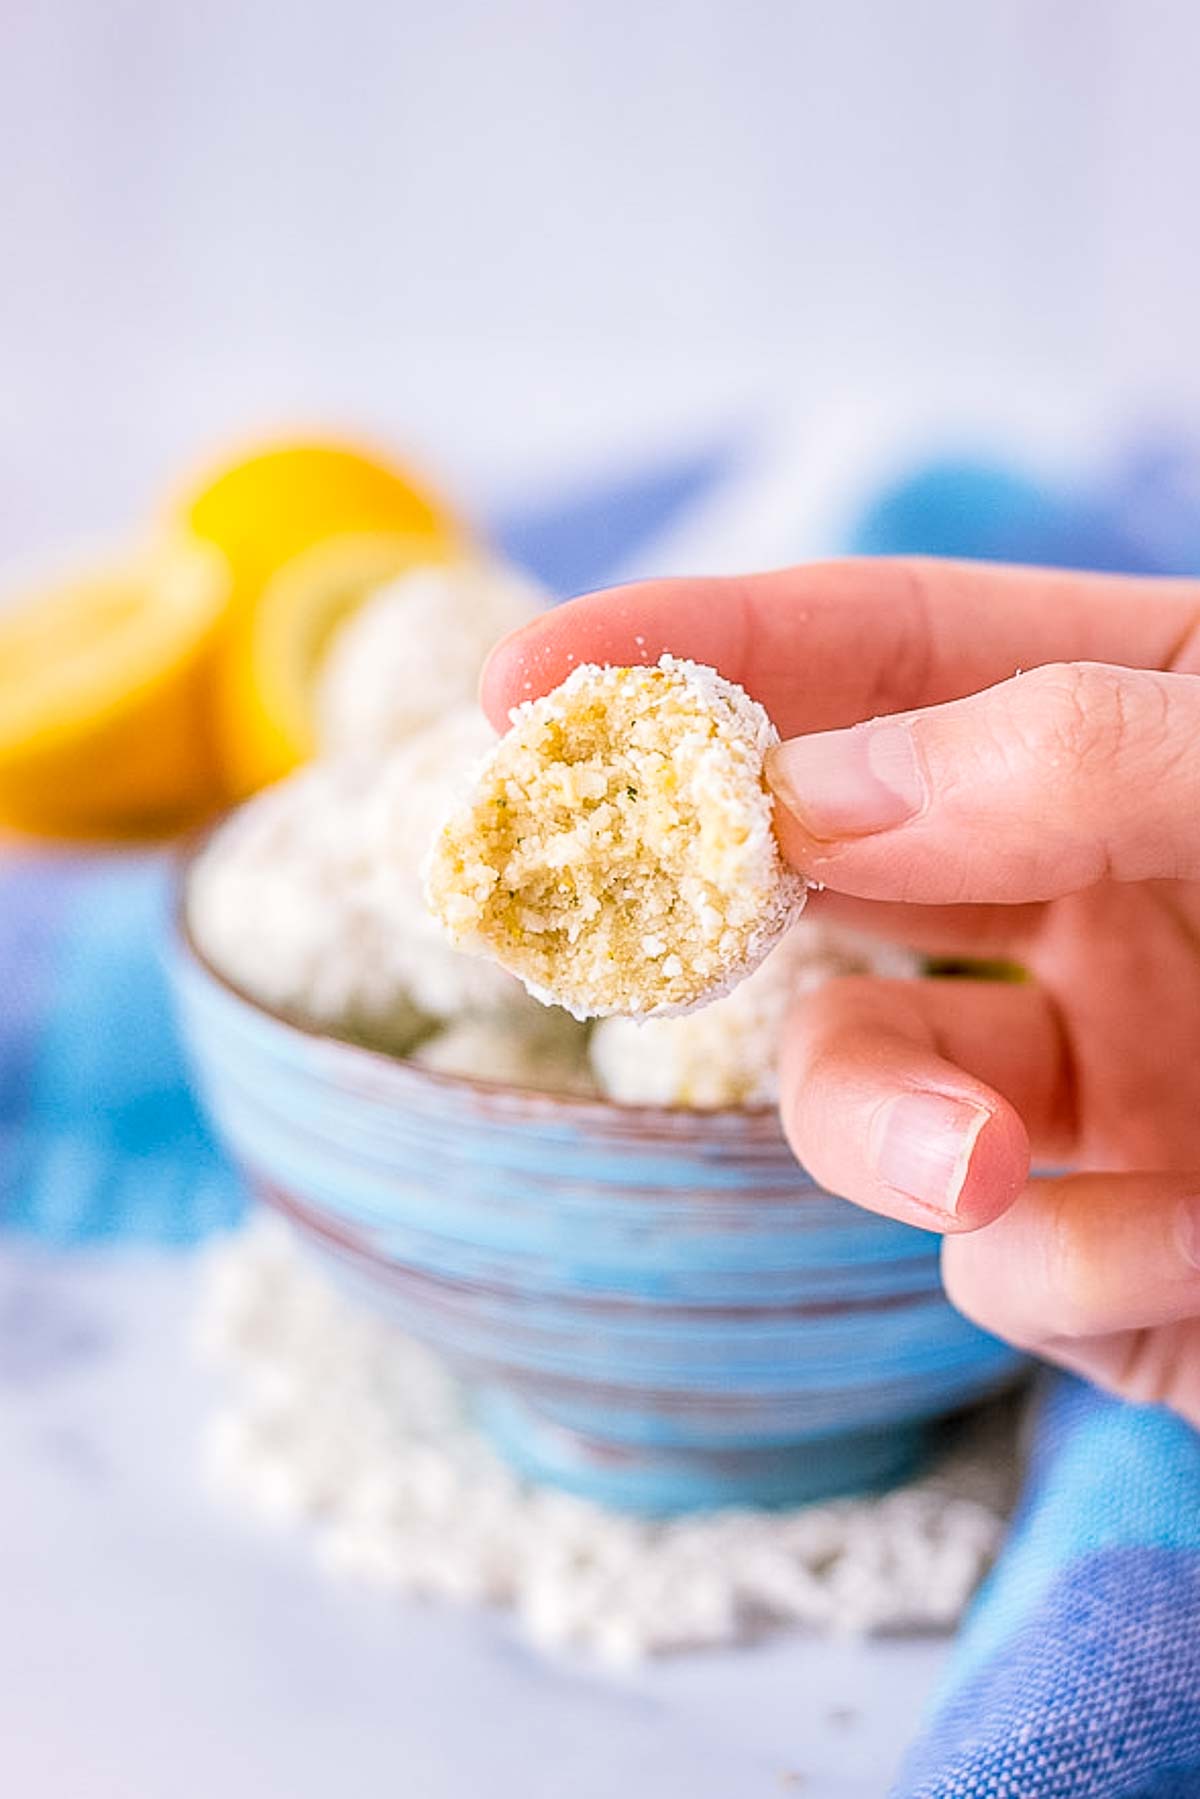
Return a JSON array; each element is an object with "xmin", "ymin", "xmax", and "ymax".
[
  {"xmin": 170, "ymin": 434, "xmax": 464, "ymax": 796},
  {"xmin": 217, "ymin": 530, "xmax": 457, "ymax": 794},
  {"xmin": 0, "ymin": 539, "xmax": 230, "ymax": 839},
  {"xmin": 173, "ymin": 434, "xmax": 463, "ymax": 610}
]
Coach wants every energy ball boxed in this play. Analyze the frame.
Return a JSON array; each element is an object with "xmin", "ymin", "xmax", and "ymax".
[
  {"xmin": 187, "ymin": 756, "xmax": 431, "ymax": 1053},
  {"xmin": 188, "ymin": 708, "xmax": 524, "ymax": 1046},
  {"xmin": 316, "ymin": 560, "xmax": 545, "ymax": 755},
  {"xmin": 590, "ymin": 921, "xmax": 920, "ymax": 1109},
  {"xmin": 425, "ymin": 656, "xmax": 807, "ymax": 1020},
  {"xmin": 409, "ymin": 1008, "xmax": 595, "ymax": 1097},
  {"xmin": 352, "ymin": 708, "xmax": 528, "ymax": 1020}
]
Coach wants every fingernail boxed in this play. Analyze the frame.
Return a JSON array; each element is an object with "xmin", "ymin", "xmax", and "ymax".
[
  {"xmin": 871, "ymin": 1091, "xmax": 992, "ymax": 1218},
  {"xmin": 767, "ymin": 721, "xmax": 926, "ymax": 839}
]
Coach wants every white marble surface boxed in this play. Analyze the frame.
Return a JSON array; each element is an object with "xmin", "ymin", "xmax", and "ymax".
[{"xmin": 0, "ymin": 1245, "xmax": 949, "ymax": 1797}]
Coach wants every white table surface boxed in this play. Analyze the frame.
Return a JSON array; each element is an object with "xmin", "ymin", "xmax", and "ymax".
[{"xmin": 1, "ymin": 1245, "xmax": 949, "ymax": 1798}]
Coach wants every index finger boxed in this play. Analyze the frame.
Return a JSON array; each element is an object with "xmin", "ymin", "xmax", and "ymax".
[{"xmin": 481, "ymin": 558, "xmax": 1200, "ymax": 737}]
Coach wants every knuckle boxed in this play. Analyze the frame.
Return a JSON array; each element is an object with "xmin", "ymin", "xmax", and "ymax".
[
  {"xmin": 786, "ymin": 973, "xmax": 902, "ymax": 1052},
  {"xmin": 800, "ymin": 971, "xmax": 882, "ymax": 1017},
  {"xmin": 855, "ymin": 560, "xmax": 939, "ymax": 716},
  {"xmin": 1108, "ymin": 1328, "xmax": 1186, "ymax": 1411},
  {"xmin": 1039, "ymin": 1190, "xmax": 1109, "ymax": 1339},
  {"xmin": 1018, "ymin": 662, "xmax": 1129, "ymax": 776},
  {"xmin": 778, "ymin": 986, "xmax": 838, "ymax": 1089},
  {"xmin": 780, "ymin": 978, "xmax": 919, "ymax": 1181},
  {"xmin": 1019, "ymin": 661, "xmax": 1178, "ymax": 786},
  {"xmin": 943, "ymin": 1189, "xmax": 1110, "ymax": 1348}
]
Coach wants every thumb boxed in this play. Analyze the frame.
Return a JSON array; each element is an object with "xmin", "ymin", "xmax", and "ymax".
[{"xmin": 767, "ymin": 660, "xmax": 1200, "ymax": 904}]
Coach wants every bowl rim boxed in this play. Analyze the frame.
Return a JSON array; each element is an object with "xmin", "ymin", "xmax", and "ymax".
[{"xmin": 171, "ymin": 825, "xmax": 786, "ymax": 1138}]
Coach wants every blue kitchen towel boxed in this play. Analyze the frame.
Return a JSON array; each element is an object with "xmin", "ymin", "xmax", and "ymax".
[
  {"xmin": 892, "ymin": 1374, "xmax": 1200, "ymax": 1798},
  {"xmin": 0, "ymin": 848, "xmax": 244, "ymax": 1244},
  {"xmin": 848, "ymin": 432, "xmax": 1200, "ymax": 576}
]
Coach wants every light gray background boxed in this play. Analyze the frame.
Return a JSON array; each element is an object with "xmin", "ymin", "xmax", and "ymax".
[{"xmin": 3, "ymin": 0, "xmax": 1199, "ymax": 558}]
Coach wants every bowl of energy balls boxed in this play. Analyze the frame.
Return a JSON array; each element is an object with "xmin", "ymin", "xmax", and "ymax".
[{"xmin": 175, "ymin": 559, "xmax": 1023, "ymax": 1515}]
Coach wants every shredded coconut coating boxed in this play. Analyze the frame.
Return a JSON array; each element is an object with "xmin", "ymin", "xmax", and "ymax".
[
  {"xmin": 425, "ymin": 656, "xmax": 807, "ymax": 1021},
  {"xmin": 189, "ymin": 709, "xmax": 525, "ymax": 1041},
  {"xmin": 198, "ymin": 1222, "xmax": 1014, "ymax": 1666},
  {"xmin": 316, "ymin": 560, "xmax": 545, "ymax": 756},
  {"xmin": 590, "ymin": 921, "xmax": 920, "ymax": 1109},
  {"xmin": 188, "ymin": 758, "xmax": 430, "ymax": 1051},
  {"xmin": 410, "ymin": 1008, "xmax": 596, "ymax": 1096}
]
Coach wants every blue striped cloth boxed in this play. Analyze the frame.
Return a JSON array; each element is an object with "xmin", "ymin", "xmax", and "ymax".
[
  {"xmin": 0, "ymin": 848, "xmax": 243, "ymax": 1243},
  {"xmin": 4, "ymin": 435, "xmax": 1200, "ymax": 1794},
  {"xmin": 893, "ymin": 1376, "xmax": 1200, "ymax": 1796}
]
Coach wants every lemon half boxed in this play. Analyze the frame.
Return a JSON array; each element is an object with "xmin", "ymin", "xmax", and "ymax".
[
  {"xmin": 172, "ymin": 435, "xmax": 464, "ymax": 795},
  {"xmin": 174, "ymin": 435, "xmax": 463, "ymax": 609},
  {"xmin": 217, "ymin": 531, "xmax": 457, "ymax": 794},
  {"xmin": 0, "ymin": 539, "xmax": 230, "ymax": 838}
]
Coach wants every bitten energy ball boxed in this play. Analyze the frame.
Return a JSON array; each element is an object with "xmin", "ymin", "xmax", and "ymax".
[{"xmin": 425, "ymin": 656, "xmax": 807, "ymax": 1020}]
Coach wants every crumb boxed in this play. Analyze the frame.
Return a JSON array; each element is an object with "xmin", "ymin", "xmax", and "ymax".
[{"xmin": 425, "ymin": 656, "xmax": 807, "ymax": 1019}]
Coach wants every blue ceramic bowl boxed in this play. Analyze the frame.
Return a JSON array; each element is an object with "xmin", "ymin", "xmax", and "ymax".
[{"xmin": 174, "ymin": 889, "xmax": 1023, "ymax": 1515}]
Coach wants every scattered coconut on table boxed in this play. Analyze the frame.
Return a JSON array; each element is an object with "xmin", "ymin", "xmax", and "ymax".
[{"xmin": 198, "ymin": 1221, "xmax": 1016, "ymax": 1666}]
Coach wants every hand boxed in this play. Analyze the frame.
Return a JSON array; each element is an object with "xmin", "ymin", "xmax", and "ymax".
[{"xmin": 483, "ymin": 559, "xmax": 1200, "ymax": 1425}]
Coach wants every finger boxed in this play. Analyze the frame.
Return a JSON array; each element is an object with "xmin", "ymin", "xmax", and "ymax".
[
  {"xmin": 805, "ymin": 888, "xmax": 1043, "ymax": 959},
  {"xmin": 1027, "ymin": 1319, "xmax": 1200, "ymax": 1428},
  {"xmin": 768, "ymin": 660, "xmax": 1200, "ymax": 902},
  {"xmin": 942, "ymin": 1171, "xmax": 1200, "ymax": 1345},
  {"xmin": 481, "ymin": 559, "xmax": 1200, "ymax": 736},
  {"xmin": 779, "ymin": 976, "xmax": 1055, "ymax": 1234}
]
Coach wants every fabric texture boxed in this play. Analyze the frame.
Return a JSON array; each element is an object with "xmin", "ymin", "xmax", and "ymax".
[
  {"xmin": 0, "ymin": 849, "xmax": 243, "ymax": 1243},
  {"xmin": 892, "ymin": 1376, "xmax": 1200, "ymax": 1797}
]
